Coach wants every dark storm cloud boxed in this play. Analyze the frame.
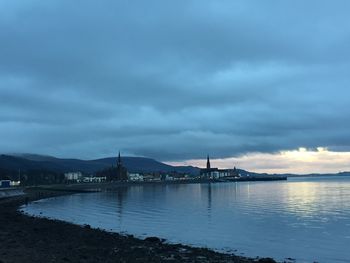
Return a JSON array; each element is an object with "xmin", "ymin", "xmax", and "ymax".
[{"xmin": 1, "ymin": 0, "xmax": 350, "ymax": 160}]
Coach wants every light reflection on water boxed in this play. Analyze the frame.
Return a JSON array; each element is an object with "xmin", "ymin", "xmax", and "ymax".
[{"xmin": 22, "ymin": 176, "xmax": 350, "ymax": 263}]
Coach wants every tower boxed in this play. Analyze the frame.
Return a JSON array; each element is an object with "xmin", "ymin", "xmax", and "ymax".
[
  {"xmin": 115, "ymin": 151, "xmax": 128, "ymax": 181},
  {"xmin": 117, "ymin": 151, "xmax": 121, "ymax": 166},
  {"xmin": 206, "ymin": 154, "xmax": 211, "ymax": 169}
]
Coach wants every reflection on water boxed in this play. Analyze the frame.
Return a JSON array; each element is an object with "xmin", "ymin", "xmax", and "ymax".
[{"xmin": 23, "ymin": 177, "xmax": 350, "ymax": 263}]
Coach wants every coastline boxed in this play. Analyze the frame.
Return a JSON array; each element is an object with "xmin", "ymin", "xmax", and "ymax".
[
  {"xmin": 33, "ymin": 175, "xmax": 287, "ymax": 193},
  {"xmin": 0, "ymin": 187, "xmax": 278, "ymax": 263}
]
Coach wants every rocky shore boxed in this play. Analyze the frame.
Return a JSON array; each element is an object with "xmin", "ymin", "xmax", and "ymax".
[{"xmin": 0, "ymin": 188, "xmax": 278, "ymax": 263}]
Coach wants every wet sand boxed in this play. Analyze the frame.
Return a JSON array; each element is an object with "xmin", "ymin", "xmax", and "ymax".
[{"xmin": 0, "ymin": 188, "xmax": 278, "ymax": 263}]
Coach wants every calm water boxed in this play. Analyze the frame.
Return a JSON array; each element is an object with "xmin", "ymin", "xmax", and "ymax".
[{"xmin": 22, "ymin": 177, "xmax": 350, "ymax": 262}]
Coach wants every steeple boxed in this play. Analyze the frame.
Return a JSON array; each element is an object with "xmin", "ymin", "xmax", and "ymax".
[
  {"xmin": 114, "ymin": 151, "xmax": 128, "ymax": 181},
  {"xmin": 117, "ymin": 151, "xmax": 121, "ymax": 165},
  {"xmin": 206, "ymin": 154, "xmax": 211, "ymax": 169}
]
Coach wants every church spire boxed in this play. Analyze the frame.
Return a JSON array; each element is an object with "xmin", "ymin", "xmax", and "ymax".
[
  {"xmin": 206, "ymin": 154, "xmax": 211, "ymax": 169},
  {"xmin": 118, "ymin": 151, "xmax": 121, "ymax": 165}
]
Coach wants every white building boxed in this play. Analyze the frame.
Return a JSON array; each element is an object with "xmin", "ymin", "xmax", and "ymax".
[
  {"xmin": 81, "ymin": 176, "xmax": 106, "ymax": 183},
  {"xmin": 10, "ymin": 181, "xmax": 21, "ymax": 186},
  {"xmin": 128, "ymin": 173, "xmax": 144, "ymax": 181},
  {"xmin": 64, "ymin": 172, "xmax": 83, "ymax": 181}
]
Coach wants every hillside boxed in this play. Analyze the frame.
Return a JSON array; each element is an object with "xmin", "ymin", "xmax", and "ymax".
[
  {"xmin": 2, "ymin": 154, "xmax": 349, "ymax": 180},
  {"xmin": 0, "ymin": 154, "xmax": 200, "ymax": 176}
]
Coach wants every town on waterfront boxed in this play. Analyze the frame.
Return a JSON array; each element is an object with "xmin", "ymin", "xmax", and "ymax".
[
  {"xmin": 2, "ymin": 152, "xmax": 349, "ymax": 263},
  {"xmin": 2, "ymin": 0, "xmax": 350, "ymax": 262},
  {"xmin": 0, "ymin": 152, "xmax": 288, "ymax": 191}
]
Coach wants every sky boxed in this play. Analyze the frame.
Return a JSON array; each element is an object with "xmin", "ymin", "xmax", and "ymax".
[{"xmin": 1, "ymin": 0, "xmax": 350, "ymax": 174}]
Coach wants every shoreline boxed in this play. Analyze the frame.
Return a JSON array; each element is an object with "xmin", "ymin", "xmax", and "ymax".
[
  {"xmin": 33, "ymin": 175, "xmax": 287, "ymax": 192},
  {"xmin": 0, "ymin": 187, "xmax": 278, "ymax": 263}
]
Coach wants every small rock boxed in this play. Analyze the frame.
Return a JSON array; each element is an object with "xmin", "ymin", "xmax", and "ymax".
[
  {"xmin": 144, "ymin": 236, "xmax": 161, "ymax": 243},
  {"xmin": 258, "ymin": 258, "xmax": 277, "ymax": 263},
  {"xmin": 178, "ymin": 248, "xmax": 189, "ymax": 253}
]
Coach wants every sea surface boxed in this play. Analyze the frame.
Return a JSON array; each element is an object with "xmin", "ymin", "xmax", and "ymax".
[{"xmin": 22, "ymin": 176, "xmax": 350, "ymax": 263}]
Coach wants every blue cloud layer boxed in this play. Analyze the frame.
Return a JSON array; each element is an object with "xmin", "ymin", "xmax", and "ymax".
[{"xmin": 1, "ymin": 0, "xmax": 350, "ymax": 160}]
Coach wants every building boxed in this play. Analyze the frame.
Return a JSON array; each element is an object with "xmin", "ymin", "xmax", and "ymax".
[
  {"xmin": 114, "ymin": 152, "xmax": 128, "ymax": 181},
  {"xmin": 160, "ymin": 174, "xmax": 174, "ymax": 181},
  {"xmin": 10, "ymin": 181, "xmax": 21, "ymax": 186},
  {"xmin": 81, "ymin": 176, "xmax": 106, "ymax": 183},
  {"xmin": 200, "ymin": 155, "xmax": 240, "ymax": 179},
  {"xmin": 128, "ymin": 173, "xmax": 144, "ymax": 181},
  {"xmin": 64, "ymin": 172, "xmax": 83, "ymax": 182}
]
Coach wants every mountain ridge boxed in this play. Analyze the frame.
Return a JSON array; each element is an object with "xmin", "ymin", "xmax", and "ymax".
[
  {"xmin": 0, "ymin": 154, "xmax": 200, "ymax": 177},
  {"xmin": 1, "ymin": 154, "xmax": 350, "ymax": 180}
]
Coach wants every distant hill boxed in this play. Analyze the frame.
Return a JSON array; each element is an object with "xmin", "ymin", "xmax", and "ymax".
[
  {"xmin": 1, "ymin": 154, "xmax": 349, "ymax": 180},
  {"xmin": 0, "ymin": 154, "xmax": 200, "ymax": 176}
]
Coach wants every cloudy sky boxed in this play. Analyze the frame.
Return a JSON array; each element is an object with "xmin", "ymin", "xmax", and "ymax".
[{"xmin": 1, "ymin": 0, "xmax": 350, "ymax": 173}]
